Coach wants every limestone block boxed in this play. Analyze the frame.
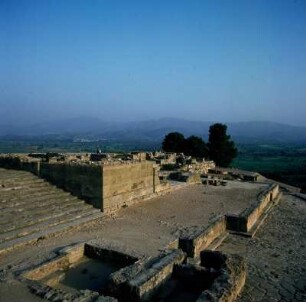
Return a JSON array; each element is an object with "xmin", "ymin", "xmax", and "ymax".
[{"xmin": 179, "ymin": 216, "xmax": 227, "ymax": 258}]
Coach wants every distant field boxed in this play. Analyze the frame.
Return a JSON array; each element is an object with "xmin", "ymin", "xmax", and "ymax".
[
  {"xmin": 233, "ymin": 155, "xmax": 306, "ymax": 174},
  {"xmin": 0, "ymin": 139, "xmax": 159, "ymax": 154},
  {"xmin": 232, "ymin": 144, "xmax": 306, "ymax": 192}
]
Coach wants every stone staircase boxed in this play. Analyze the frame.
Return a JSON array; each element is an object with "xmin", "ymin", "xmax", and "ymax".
[{"xmin": 0, "ymin": 168, "xmax": 102, "ymax": 253}]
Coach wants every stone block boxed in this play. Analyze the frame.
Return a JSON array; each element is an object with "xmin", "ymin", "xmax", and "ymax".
[
  {"xmin": 179, "ymin": 216, "xmax": 227, "ymax": 258},
  {"xmin": 108, "ymin": 249, "xmax": 186, "ymax": 301},
  {"xmin": 198, "ymin": 251, "xmax": 247, "ymax": 302}
]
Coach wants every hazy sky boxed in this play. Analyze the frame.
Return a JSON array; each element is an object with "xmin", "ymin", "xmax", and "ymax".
[{"xmin": 0, "ymin": 0, "xmax": 305, "ymax": 126}]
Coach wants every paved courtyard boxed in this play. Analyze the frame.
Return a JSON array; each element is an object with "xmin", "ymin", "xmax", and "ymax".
[
  {"xmin": 0, "ymin": 174, "xmax": 305, "ymax": 302},
  {"xmin": 218, "ymin": 194, "xmax": 306, "ymax": 302}
]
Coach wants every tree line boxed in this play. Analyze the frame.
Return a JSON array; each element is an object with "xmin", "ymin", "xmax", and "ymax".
[{"xmin": 162, "ymin": 123, "xmax": 237, "ymax": 167}]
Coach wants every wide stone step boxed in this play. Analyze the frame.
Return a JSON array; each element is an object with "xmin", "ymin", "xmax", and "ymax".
[
  {"xmin": 0, "ymin": 182, "xmax": 47, "ymax": 192},
  {"xmin": 0, "ymin": 180, "xmax": 54, "ymax": 190},
  {"xmin": 0, "ymin": 197, "xmax": 88, "ymax": 229},
  {"xmin": 0, "ymin": 169, "xmax": 37, "ymax": 179},
  {"xmin": 0, "ymin": 207, "xmax": 99, "ymax": 242},
  {"xmin": 0, "ymin": 196, "xmax": 83, "ymax": 224},
  {"xmin": 0, "ymin": 178, "xmax": 42, "ymax": 186},
  {"xmin": 0, "ymin": 178, "xmax": 44, "ymax": 187},
  {"xmin": 0, "ymin": 168, "xmax": 103, "ymax": 254},
  {"xmin": 0, "ymin": 190, "xmax": 72, "ymax": 209},
  {"xmin": 0, "ymin": 211, "xmax": 103, "ymax": 254},
  {"xmin": 2, "ymin": 194, "xmax": 78, "ymax": 210},
  {"xmin": 0, "ymin": 184, "xmax": 66, "ymax": 198},
  {"xmin": 0, "ymin": 183, "xmax": 56, "ymax": 195}
]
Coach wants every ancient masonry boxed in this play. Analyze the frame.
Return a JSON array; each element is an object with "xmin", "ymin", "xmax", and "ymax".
[
  {"xmin": 0, "ymin": 152, "xmax": 286, "ymax": 302},
  {"xmin": 0, "ymin": 155, "xmax": 171, "ymax": 213},
  {"xmin": 19, "ymin": 180, "xmax": 280, "ymax": 302},
  {"xmin": 21, "ymin": 240, "xmax": 247, "ymax": 302}
]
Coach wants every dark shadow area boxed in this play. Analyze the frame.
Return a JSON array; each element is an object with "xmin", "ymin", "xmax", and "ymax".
[{"xmin": 58, "ymin": 256, "xmax": 122, "ymax": 294}]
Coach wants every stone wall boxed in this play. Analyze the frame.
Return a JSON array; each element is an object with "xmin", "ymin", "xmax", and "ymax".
[
  {"xmin": 0, "ymin": 155, "xmax": 167, "ymax": 212},
  {"xmin": 40, "ymin": 162, "xmax": 163, "ymax": 212},
  {"xmin": 84, "ymin": 242, "xmax": 137, "ymax": 267},
  {"xmin": 179, "ymin": 216, "xmax": 227, "ymax": 258},
  {"xmin": 226, "ymin": 184, "xmax": 280, "ymax": 234},
  {"xmin": 108, "ymin": 249, "xmax": 186, "ymax": 302},
  {"xmin": 23, "ymin": 244, "xmax": 85, "ymax": 281},
  {"xmin": 39, "ymin": 163, "xmax": 103, "ymax": 208},
  {"xmin": 0, "ymin": 154, "xmax": 41, "ymax": 175},
  {"xmin": 102, "ymin": 162, "xmax": 156, "ymax": 212},
  {"xmin": 199, "ymin": 250, "xmax": 247, "ymax": 302}
]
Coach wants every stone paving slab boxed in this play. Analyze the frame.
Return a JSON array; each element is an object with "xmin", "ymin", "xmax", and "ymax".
[{"xmin": 217, "ymin": 194, "xmax": 306, "ymax": 302}]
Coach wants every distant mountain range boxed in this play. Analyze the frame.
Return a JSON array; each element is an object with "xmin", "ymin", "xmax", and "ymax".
[{"xmin": 1, "ymin": 117, "xmax": 306, "ymax": 144}]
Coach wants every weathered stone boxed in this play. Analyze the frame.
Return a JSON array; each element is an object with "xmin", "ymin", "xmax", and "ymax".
[
  {"xmin": 198, "ymin": 251, "xmax": 247, "ymax": 302},
  {"xmin": 179, "ymin": 216, "xmax": 227, "ymax": 258},
  {"xmin": 108, "ymin": 249, "xmax": 186, "ymax": 301},
  {"xmin": 226, "ymin": 184, "xmax": 281, "ymax": 235}
]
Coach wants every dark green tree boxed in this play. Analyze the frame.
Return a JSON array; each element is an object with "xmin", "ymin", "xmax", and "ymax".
[
  {"xmin": 208, "ymin": 123, "xmax": 237, "ymax": 167},
  {"xmin": 162, "ymin": 132, "xmax": 185, "ymax": 153},
  {"xmin": 184, "ymin": 135, "xmax": 208, "ymax": 158}
]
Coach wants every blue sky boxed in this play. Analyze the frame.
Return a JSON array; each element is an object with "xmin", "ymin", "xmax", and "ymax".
[{"xmin": 0, "ymin": 0, "xmax": 305, "ymax": 126}]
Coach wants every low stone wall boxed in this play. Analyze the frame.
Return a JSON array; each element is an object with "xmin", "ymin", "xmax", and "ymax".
[
  {"xmin": 25, "ymin": 281, "xmax": 111, "ymax": 302},
  {"xmin": 226, "ymin": 184, "xmax": 280, "ymax": 234},
  {"xmin": 198, "ymin": 250, "xmax": 247, "ymax": 302},
  {"xmin": 22, "ymin": 244, "xmax": 85, "ymax": 281},
  {"xmin": 107, "ymin": 249, "xmax": 186, "ymax": 301},
  {"xmin": 179, "ymin": 216, "xmax": 227, "ymax": 258},
  {"xmin": 84, "ymin": 242, "xmax": 137, "ymax": 267},
  {"xmin": 22, "ymin": 241, "xmax": 247, "ymax": 302},
  {"xmin": 168, "ymin": 171, "xmax": 202, "ymax": 184},
  {"xmin": 21, "ymin": 242, "xmax": 141, "ymax": 302}
]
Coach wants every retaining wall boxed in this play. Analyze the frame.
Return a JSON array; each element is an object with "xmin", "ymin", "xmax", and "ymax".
[
  {"xmin": 102, "ymin": 162, "xmax": 155, "ymax": 212},
  {"xmin": 23, "ymin": 244, "xmax": 85, "ymax": 281},
  {"xmin": 198, "ymin": 250, "xmax": 247, "ymax": 302},
  {"xmin": 108, "ymin": 249, "xmax": 186, "ymax": 302},
  {"xmin": 226, "ymin": 184, "xmax": 280, "ymax": 234},
  {"xmin": 40, "ymin": 163, "xmax": 103, "ymax": 208},
  {"xmin": 179, "ymin": 216, "xmax": 227, "ymax": 258},
  {"xmin": 0, "ymin": 155, "xmax": 169, "ymax": 213}
]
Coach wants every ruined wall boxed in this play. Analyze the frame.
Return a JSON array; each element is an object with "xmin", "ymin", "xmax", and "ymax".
[
  {"xmin": 0, "ymin": 155, "xmax": 168, "ymax": 213},
  {"xmin": 244, "ymin": 184, "xmax": 280, "ymax": 232},
  {"xmin": 179, "ymin": 216, "xmax": 227, "ymax": 258},
  {"xmin": 39, "ymin": 163, "xmax": 103, "ymax": 208},
  {"xmin": 0, "ymin": 155, "xmax": 40, "ymax": 175},
  {"xmin": 39, "ymin": 162, "xmax": 159, "ymax": 211},
  {"xmin": 102, "ymin": 162, "xmax": 156, "ymax": 212},
  {"xmin": 226, "ymin": 184, "xmax": 280, "ymax": 234}
]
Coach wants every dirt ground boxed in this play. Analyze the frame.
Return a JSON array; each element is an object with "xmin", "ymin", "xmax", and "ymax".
[{"xmin": 0, "ymin": 181, "xmax": 266, "ymax": 302}]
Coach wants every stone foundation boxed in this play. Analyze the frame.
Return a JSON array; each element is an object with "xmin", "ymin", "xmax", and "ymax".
[
  {"xmin": 226, "ymin": 184, "xmax": 281, "ymax": 235},
  {"xmin": 21, "ymin": 242, "xmax": 138, "ymax": 302},
  {"xmin": 0, "ymin": 155, "xmax": 171, "ymax": 213},
  {"xmin": 21, "ymin": 241, "xmax": 247, "ymax": 302},
  {"xmin": 108, "ymin": 249, "xmax": 186, "ymax": 301},
  {"xmin": 179, "ymin": 216, "xmax": 227, "ymax": 258},
  {"xmin": 198, "ymin": 250, "xmax": 247, "ymax": 302}
]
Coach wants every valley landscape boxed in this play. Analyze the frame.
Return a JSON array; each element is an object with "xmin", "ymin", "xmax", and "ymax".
[{"xmin": 1, "ymin": 118, "xmax": 305, "ymax": 192}]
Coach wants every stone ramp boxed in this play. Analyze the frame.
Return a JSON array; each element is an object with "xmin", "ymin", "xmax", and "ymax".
[{"xmin": 0, "ymin": 168, "xmax": 102, "ymax": 253}]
